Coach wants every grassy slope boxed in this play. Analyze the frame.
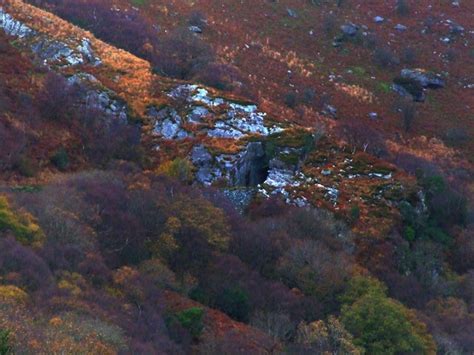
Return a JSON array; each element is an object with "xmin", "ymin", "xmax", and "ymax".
[{"xmin": 125, "ymin": 0, "xmax": 474, "ymax": 159}]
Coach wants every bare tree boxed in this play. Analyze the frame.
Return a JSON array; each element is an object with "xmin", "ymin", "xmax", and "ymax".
[{"xmin": 396, "ymin": 98, "xmax": 417, "ymax": 132}]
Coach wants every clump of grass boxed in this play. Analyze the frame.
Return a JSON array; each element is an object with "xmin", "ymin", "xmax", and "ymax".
[{"xmin": 0, "ymin": 195, "xmax": 44, "ymax": 246}]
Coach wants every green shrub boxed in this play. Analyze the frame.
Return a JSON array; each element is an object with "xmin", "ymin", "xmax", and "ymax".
[
  {"xmin": 216, "ymin": 286, "xmax": 250, "ymax": 322},
  {"xmin": 0, "ymin": 329, "xmax": 12, "ymax": 355},
  {"xmin": 157, "ymin": 158, "xmax": 194, "ymax": 183},
  {"xmin": 396, "ymin": 0, "xmax": 410, "ymax": 16},
  {"xmin": 51, "ymin": 148, "xmax": 69, "ymax": 171},
  {"xmin": 404, "ymin": 226, "xmax": 416, "ymax": 242},
  {"xmin": 341, "ymin": 276, "xmax": 436, "ymax": 354},
  {"xmin": 16, "ymin": 156, "xmax": 37, "ymax": 177},
  {"xmin": 175, "ymin": 307, "xmax": 205, "ymax": 338},
  {"xmin": 350, "ymin": 205, "xmax": 360, "ymax": 221},
  {"xmin": 376, "ymin": 82, "xmax": 392, "ymax": 94},
  {"xmin": 0, "ymin": 195, "xmax": 44, "ymax": 246},
  {"xmin": 131, "ymin": 0, "xmax": 148, "ymax": 6},
  {"xmin": 393, "ymin": 76, "xmax": 423, "ymax": 99},
  {"xmin": 342, "ymin": 293, "xmax": 435, "ymax": 354}
]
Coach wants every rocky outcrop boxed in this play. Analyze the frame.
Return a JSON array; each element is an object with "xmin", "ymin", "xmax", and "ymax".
[
  {"xmin": 0, "ymin": 8, "xmax": 34, "ymax": 38},
  {"xmin": 229, "ymin": 142, "xmax": 267, "ymax": 186},
  {"xmin": 191, "ymin": 142, "xmax": 268, "ymax": 187},
  {"xmin": 400, "ymin": 69, "xmax": 445, "ymax": 89},
  {"xmin": 392, "ymin": 82, "xmax": 425, "ymax": 102},
  {"xmin": 164, "ymin": 84, "xmax": 282, "ymax": 140},
  {"xmin": 393, "ymin": 69, "xmax": 445, "ymax": 101},
  {"xmin": 0, "ymin": 8, "xmax": 101, "ymax": 67}
]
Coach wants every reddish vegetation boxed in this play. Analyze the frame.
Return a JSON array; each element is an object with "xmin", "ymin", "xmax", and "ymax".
[
  {"xmin": 1, "ymin": 1, "xmax": 474, "ymax": 353},
  {"xmin": 163, "ymin": 290, "xmax": 281, "ymax": 353}
]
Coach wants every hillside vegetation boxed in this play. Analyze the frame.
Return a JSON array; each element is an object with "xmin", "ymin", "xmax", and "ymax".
[{"xmin": 0, "ymin": 1, "xmax": 473, "ymax": 354}]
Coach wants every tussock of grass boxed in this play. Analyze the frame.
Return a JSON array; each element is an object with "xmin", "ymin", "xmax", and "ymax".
[{"xmin": 0, "ymin": 195, "xmax": 44, "ymax": 246}]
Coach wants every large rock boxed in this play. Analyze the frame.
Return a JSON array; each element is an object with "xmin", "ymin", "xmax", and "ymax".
[
  {"xmin": 340, "ymin": 22, "xmax": 359, "ymax": 36},
  {"xmin": 400, "ymin": 69, "xmax": 445, "ymax": 89},
  {"xmin": 191, "ymin": 145, "xmax": 223, "ymax": 186},
  {"xmin": 232, "ymin": 142, "xmax": 267, "ymax": 186},
  {"xmin": 392, "ymin": 83, "xmax": 425, "ymax": 102}
]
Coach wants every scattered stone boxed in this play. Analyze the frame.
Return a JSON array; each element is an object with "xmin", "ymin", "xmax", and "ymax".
[
  {"xmin": 77, "ymin": 38, "xmax": 101, "ymax": 65},
  {"xmin": 151, "ymin": 107, "xmax": 189, "ymax": 139},
  {"xmin": 84, "ymin": 90, "xmax": 128, "ymax": 121},
  {"xmin": 368, "ymin": 172, "xmax": 393, "ymax": 179},
  {"xmin": 188, "ymin": 25, "xmax": 202, "ymax": 34},
  {"xmin": 286, "ymin": 8, "xmax": 298, "ymax": 18},
  {"xmin": 191, "ymin": 144, "xmax": 212, "ymax": 166},
  {"xmin": 394, "ymin": 24, "xmax": 408, "ymax": 31},
  {"xmin": 208, "ymin": 121, "xmax": 245, "ymax": 139},
  {"xmin": 67, "ymin": 73, "xmax": 99, "ymax": 85},
  {"xmin": 187, "ymin": 106, "xmax": 209, "ymax": 124},
  {"xmin": 31, "ymin": 39, "xmax": 84, "ymax": 66},
  {"xmin": 265, "ymin": 168, "xmax": 298, "ymax": 188},
  {"xmin": 223, "ymin": 188, "xmax": 256, "ymax": 213},
  {"xmin": 322, "ymin": 104, "xmax": 337, "ymax": 118},
  {"xmin": 191, "ymin": 87, "xmax": 225, "ymax": 107},
  {"xmin": 447, "ymin": 20, "xmax": 465, "ymax": 34},
  {"xmin": 374, "ymin": 16, "xmax": 385, "ymax": 23},
  {"xmin": 369, "ymin": 112, "xmax": 379, "ymax": 120},
  {"xmin": 340, "ymin": 22, "xmax": 359, "ymax": 36}
]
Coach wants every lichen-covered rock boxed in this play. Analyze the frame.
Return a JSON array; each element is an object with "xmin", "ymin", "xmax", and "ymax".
[
  {"xmin": 84, "ymin": 90, "xmax": 128, "ymax": 122},
  {"xmin": 167, "ymin": 84, "xmax": 283, "ymax": 140},
  {"xmin": 400, "ymin": 69, "xmax": 445, "ymax": 88},
  {"xmin": 150, "ymin": 107, "xmax": 189, "ymax": 139},
  {"xmin": 187, "ymin": 106, "xmax": 209, "ymax": 123},
  {"xmin": 0, "ymin": 8, "xmax": 35, "ymax": 38},
  {"xmin": 264, "ymin": 168, "xmax": 298, "ymax": 188},
  {"xmin": 77, "ymin": 38, "xmax": 102, "ymax": 66},
  {"xmin": 208, "ymin": 121, "xmax": 245, "ymax": 139},
  {"xmin": 31, "ymin": 38, "xmax": 84, "ymax": 66},
  {"xmin": 191, "ymin": 145, "xmax": 222, "ymax": 186},
  {"xmin": 0, "ymin": 9, "xmax": 100, "ymax": 67}
]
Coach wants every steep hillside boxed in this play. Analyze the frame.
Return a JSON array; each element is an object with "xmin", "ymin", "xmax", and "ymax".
[
  {"xmin": 0, "ymin": 1, "xmax": 473, "ymax": 354},
  {"xmin": 1, "ymin": 0, "xmax": 428, "ymax": 236}
]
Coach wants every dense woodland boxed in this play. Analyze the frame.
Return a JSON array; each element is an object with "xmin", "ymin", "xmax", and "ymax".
[{"xmin": 0, "ymin": 0, "xmax": 473, "ymax": 354}]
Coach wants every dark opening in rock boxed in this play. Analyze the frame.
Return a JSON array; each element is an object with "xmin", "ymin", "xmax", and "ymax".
[{"xmin": 233, "ymin": 142, "xmax": 269, "ymax": 187}]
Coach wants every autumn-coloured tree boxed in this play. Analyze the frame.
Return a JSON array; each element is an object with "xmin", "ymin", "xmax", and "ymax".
[
  {"xmin": 292, "ymin": 316, "xmax": 362, "ymax": 354},
  {"xmin": 336, "ymin": 120, "xmax": 387, "ymax": 156},
  {"xmin": 153, "ymin": 28, "xmax": 214, "ymax": 79},
  {"xmin": 36, "ymin": 72, "xmax": 76, "ymax": 121}
]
